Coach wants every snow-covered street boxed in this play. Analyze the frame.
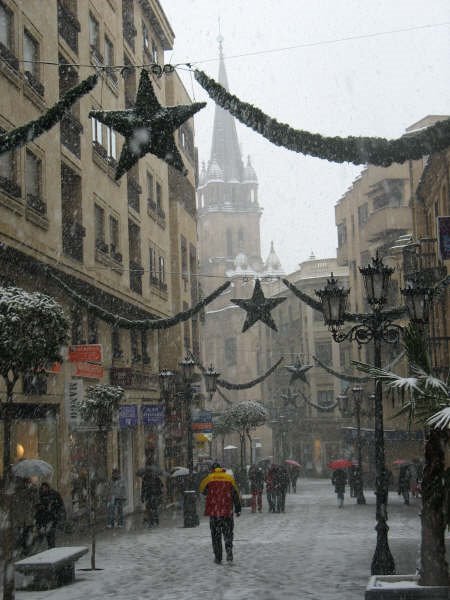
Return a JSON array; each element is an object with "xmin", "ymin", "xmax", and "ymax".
[{"xmin": 14, "ymin": 478, "xmax": 426, "ymax": 600}]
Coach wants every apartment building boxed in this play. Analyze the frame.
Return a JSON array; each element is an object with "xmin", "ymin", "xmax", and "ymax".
[{"xmin": 0, "ymin": 0, "xmax": 199, "ymax": 518}]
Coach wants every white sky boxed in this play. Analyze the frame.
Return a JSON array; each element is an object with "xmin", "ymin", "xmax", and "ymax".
[{"xmin": 162, "ymin": 0, "xmax": 450, "ymax": 273}]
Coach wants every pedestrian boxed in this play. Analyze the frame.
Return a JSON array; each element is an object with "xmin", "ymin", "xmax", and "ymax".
[
  {"xmin": 13, "ymin": 477, "xmax": 39, "ymax": 557},
  {"xmin": 35, "ymin": 482, "xmax": 66, "ymax": 548},
  {"xmin": 248, "ymin": 465, "xmax": 264, "ymax": 513},
  {"xmin": 289, "ymin": 466, "xmax": 300, "ymax": 493},
  {"xmin": 141, "ymin": 468, "xmax": 164, "ymax": 527},
  {"xmin": 273, "ymin": 464, "xmax": 289, "ymax": 512},
  {"xmin": 265, "ymin": 464, "xmax": 277, "ymax": 513},
  {"xmin": 106, "ymin": 468, "xmax": 127, "ymax": 529},
  {"xmin": 398, "ymin": 464, "xmax": 411, "ymax": 505},
  {"xmin": 331, "ymin": 468, "xmax": 347, "ymax": 508},
  {"xmin": 199, "ymin": 462, "xmax": 241, "ymax": 564}
]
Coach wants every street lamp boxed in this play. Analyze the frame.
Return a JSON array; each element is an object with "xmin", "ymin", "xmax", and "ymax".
[
  {"xmin": 204, "ymin": 364, "xmax": 220, "ymax": 402},
  {"xmin": 315, "ymin": 253, "xmax": 431, "ymax": 575}
]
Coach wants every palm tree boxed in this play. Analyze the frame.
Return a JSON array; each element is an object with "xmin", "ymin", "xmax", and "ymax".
[{"xmin": 355, "ymin": 323, "xmax": 449, "ymax": 586}]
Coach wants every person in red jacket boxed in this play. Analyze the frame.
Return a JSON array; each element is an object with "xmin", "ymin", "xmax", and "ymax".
[{"xmin": 199, "ymin": 463, "xmax": 241, "ymax": 564}]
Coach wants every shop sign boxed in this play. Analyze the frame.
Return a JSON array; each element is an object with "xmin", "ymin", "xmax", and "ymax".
[
  {"xmin": 438, "ymin": 216, "xmax": 450, "ymax": 260},
  {"xmin": 192, "ymin": 409, "xmax": 213, "ymax": 433},
  {"xmin": 119, "ymin": 404, "xmax": 138, "ymax": 428},
  {"xmin": 141, "ymin": 404, "xmax": 165, "ymax": 426},
  {"xmin": 68, "ymin": 344, "xmax": 102, "ymax": 363},
  {"xmin": 74, "ymin": 362, "xmax": 104, "ymax": 379},
  {"xmin": 45, "ymin": 362, "xmax": 62, "ymax": 374}
]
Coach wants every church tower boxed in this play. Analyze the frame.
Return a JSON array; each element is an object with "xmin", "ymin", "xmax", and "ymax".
[{"xmin": 197, "ymin": 37, "xmax": 263, "ymax": 289}]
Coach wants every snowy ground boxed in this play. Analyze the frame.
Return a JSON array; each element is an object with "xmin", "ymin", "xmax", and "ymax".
[{"xmin": 14, "ymin": 478, "xmax": 428, "ymax": 600}]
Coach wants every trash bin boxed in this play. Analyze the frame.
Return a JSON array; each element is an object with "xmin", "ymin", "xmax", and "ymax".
[{"xmin": 183, "ymin": 490, "xmax": 199, "ymax": 527}]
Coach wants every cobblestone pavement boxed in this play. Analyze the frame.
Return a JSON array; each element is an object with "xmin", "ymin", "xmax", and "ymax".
[{"xmin": 13, "ymin": 478, "xmax": 429, "ymax": 600}]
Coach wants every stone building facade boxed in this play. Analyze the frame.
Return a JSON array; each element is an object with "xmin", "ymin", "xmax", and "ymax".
[{"xmin": 0, "ymin": 0, "xmax": 199, "ymax": 518}]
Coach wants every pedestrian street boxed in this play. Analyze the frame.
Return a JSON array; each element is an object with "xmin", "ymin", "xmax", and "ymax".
[{"xmin": 13, "ymin": 478, "xmax": 429, "ymax": 600}]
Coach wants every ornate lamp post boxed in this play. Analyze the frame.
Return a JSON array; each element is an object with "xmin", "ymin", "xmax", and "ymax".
[
  {"xmin": 179, "ymin": 354, "xmax": 196, "ymax": 474},
  {"xmin": 204, "ymin": 364, "xmax": 220, "ymax": 402},
  {"xmin": 315, "ymin": 254, "xmax": 431, "ymax": 575}
]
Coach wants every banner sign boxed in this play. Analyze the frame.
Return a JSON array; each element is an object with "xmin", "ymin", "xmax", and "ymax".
[
  {"xmin": 437, "ymin": 216, "xmax": 450, "ymax": 260},
  {"xmin": 69, "ymin": 344, "xmax": 102, "ymax": 363},
  {"xmin": 192, "ymin": 410, "xmax": 213, "ymax": 433},
  {"xmin": 74, "ymin": 362, "xmax": 104, "ymax": 379},
  {"xmin": 64, "ymin": 379, "xmax": 84, "ymax": 427},
  {"xmin": 119, "ymin": 404, "xmax": 138, "ymax": 428},
  {"xmin": 141, "ymin": 404, "xmax": 165, "ymax": 426}
]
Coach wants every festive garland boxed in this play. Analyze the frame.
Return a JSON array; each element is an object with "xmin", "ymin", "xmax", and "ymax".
[
  {"xmin": 194, "ymin": 69, "xmax": 450, "ymax": 167},
  {"xmin": 297, "ymin": 387, "xmax": 338, "ymax": 413},
  {"xmin": 313, "ymin": 349, "xmax": 405, "ymax": 382},
  {"xmin": 192, "ymin": 354, "xmax": 283, "ymax": 390},
  {"xmin": 0, "ymin": 74, "xmax": 98, "ymax": 155},
  {"xmin": 44, "ymin": 267, "xmax": 230, "ymax": 330}
]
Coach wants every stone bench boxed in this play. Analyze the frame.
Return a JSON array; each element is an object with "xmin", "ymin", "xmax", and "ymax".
[{"xmin": 15, "ymin": 546, "xmax": 88, "ymax": 590}]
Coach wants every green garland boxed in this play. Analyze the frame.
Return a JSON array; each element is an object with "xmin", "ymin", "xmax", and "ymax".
[
  {"xmin": 313, "ymin": 354, "xmax": 370, "ymax": 383},
  {"xmin": 193, "ymin": 353, "xmax": 283, "ymax": 390},
  {"xmin": 0, "ymin": 74, "xmax": 98, "ymax": 155},
  {"xmin": 45, "ymin": 267, "xmax": 230, "ymax": 330},
  {"xmin": 194, "ymin": 69, "xmax": 450, "ymax": 167}
]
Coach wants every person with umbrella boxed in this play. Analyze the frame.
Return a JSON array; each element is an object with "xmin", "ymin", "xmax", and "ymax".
[
  {"xmin": 331, "ymin": 469, "xmax": 347, "ymax": 508},
  {"xmin": 35, "ymin": 482, "xmax": 66, "ymax": 548},
  {"xmin": 141, "ymin": 464, "xmax": 164, "ymax": 527},
  {"xmin": 248, "ymin": 464, "xmax": 264, "ymax": 513},
  {"xmin": 398, "ymin": 463, "xmax": 412, "ymax": 505}
]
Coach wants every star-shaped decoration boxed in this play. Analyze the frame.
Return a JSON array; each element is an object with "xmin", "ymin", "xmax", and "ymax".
[
  {"xmin": 89, "ymin": 69, "xmax": 206, "ymax": 180},
  {"xmin": 285, "ymin": 357, "xmax": 313, "ymax": 385},
  {"xmin": 280, "ymin": 388, "xmax": 299, "ymax": 409},
  {"xmin": 231, "ymin": 279, "xmax": 286, "ymax": 332}
]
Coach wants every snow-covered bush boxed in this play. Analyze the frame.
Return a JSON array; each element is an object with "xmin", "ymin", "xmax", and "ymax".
[{"xmin": 79, "ymin": 384, "xmax": 124, "ymax": 428}]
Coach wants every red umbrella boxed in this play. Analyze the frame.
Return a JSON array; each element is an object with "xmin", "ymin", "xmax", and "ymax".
[
  {"xmin": 328, "ymin": 459, "xmax": 353, "ymax": 470},
  {"xmin": 285, "ymin": 459, "xmax": 301, "ymax": 468}
]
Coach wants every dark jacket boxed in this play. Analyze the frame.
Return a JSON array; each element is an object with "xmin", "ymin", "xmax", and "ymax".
[
  {"xmin": 199, "ymin": 468, "xmax": 241, "ymax": 518},
  {"xmin": 248, "ymin": 466, "xmax": 265, "ymax": 492},
  {"xmin": 141, "ymin": 472, "xmax": 163, "ymax": 502},
  {"xmin": 36, "ymin": 486, "xmax": 65, "ymax": 527},
  {"xmin": 332, "ymin": 469, "xmax": 347, "ymax": 494}
]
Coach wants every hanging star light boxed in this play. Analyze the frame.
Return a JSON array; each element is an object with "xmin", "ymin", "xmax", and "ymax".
[
  {"xmin": 280, "ymin": 388, "xmax": 299, "ymax": 408},
  {"xmin": 231, "ymin": 279, "xmax": 286, "ymax": 332},
  {"xmin": 285, "ymin": 357, "xmax": 313, "ymax": 385},
  {"xmin": 89, "ymin": 69, "xmax": 206, "ymax": 180}
]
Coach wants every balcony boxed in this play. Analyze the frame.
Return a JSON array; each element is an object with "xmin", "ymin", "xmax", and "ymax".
[
  {"xmin": 57, "ymin": 1, "xmax": 80, "ymax": 54},
  {"xmin": 26, "ymin": 193, "xmax": 46, "ymax": 215},
  {"xmin": 0, "ymin": 41, "xmax": 19, "ymax": 72},
  {"xmin": 60, "ymin": 111, "xmax": 83, "ymax": 158},
  {"xmin": 24, "ymin": 71, "xmax": 45, "ymax": 97},
  {"xmin": 363, "ymin": 205, "xmax": 412, "ymax": 243},
  {"xmin": 0, "ymin": 175, "xmax": 21, "ymax": 199}
]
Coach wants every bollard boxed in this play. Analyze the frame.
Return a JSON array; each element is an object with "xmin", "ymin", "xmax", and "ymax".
[{"xmin": 183, "ymin": 490, "xmax": 199, "ymax": 527}]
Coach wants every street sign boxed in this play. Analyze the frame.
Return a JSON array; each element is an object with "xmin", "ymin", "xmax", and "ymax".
[
  {"xmin": 119, "ymin": 404, "xmax": 138, "ymax": 428},
  {"xmin": 141, "ymin": 404, "xmax": 165, "ymax": 425},
  {"xmin": 192, "ymin": 409, "xmax": 213, "ymax": 433},
  {"xmin": 74, "ymin": 362, "xmax": 104, "ymax": 379},
  {"xmin": 68, "ymin": 344, "xmax": 102, "ymax": 363}
]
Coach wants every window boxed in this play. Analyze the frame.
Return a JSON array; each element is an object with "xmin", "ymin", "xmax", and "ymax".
[
  {"xmin": 109, "ymin": 215, "xmax": 119, "ymax": 253},
  {"xmin": 25, "ymin": 150, "xmax": 44, "ymax": 213},
  {"xmin": 315, "ymin": 341, "xmax": 332, "ymax": 364},
  {"xmin": 61, "ymin": 163, "xmax": 84, "ymax": 262},
  {"xmin": 0, "ymin": 2, "xmax": 13, "ymax": 50},
  {"xmin": 358, "ymin": 203, "xmax": 368, "ymax": 226},
  {"xmin": 23, "ymin": 30, "xmax": 39, "ymax": 79},
  {"xmin": 89, "ymin": 13, "xmax": 99, "ymax": 52},
  {"xmin": 151, "ymin": 41, "xmax": 158, "ymax": 63},
  {"xmin": 141, "ymin": 331, "xmax": 150, "ymax": 364},
  {"xmin": 142, "ymin": 22, "xmax": 149, "ymax": 52},
  {"xmin": 158, "ymin": 255, "xmax": 166, "ymax": 286},
  {"xmin": 149, "ymin": 246, "xmax": 157, "ymax": 284},
  {"xmin": 71, "ymin": 307, "xmax": 84, "ymax": 344},
  {"xmin": 317, "ymin": 390, "xmax": 335, "ymax": 410},
  {"xmin": 105, "ymin": 35, "xmax": 114, "ymax": 66},
  {"xmin": 337, "ymin": 222, "xmax": 347, "ymax": 247},
  {"xmin": 112, "ymin": 328, "xmax": 123, "ymax": 359},
  {"xmin": 94, "ymin": 204, "xmax": 106, "ymax": 250},
  {"xmin": 147, "ymin": 172, "xmax": 155, "ymax": 208},
  {"xmin": 87, "ymin": 313, "xmax": 98, "ymax": 344},
  {"xmin": 225, "ymin": 338, "xmax": 237, "ymax": 366},
  {"xmin": 130, "ymin": 330, "xmax": 140, "ymax": 363},
  {"xmin": 156, "ymin": 182, "xmax": 162, "ymax": 209},
  {"xmin": 106, "ymin": 127, "xmax": 117, "ymax": 159},
  {"xmin": 91, "ymin": 117, "xmax": 102, "ymax": 145}
]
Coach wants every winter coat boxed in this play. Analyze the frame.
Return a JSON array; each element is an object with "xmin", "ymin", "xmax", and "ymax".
[
  {"xmin": 248, "ymin": 466, "xmax": 264, "ymax": 492},
  {"xmin": 199, "ymin": 467, "xmax": 241, "ymax": 518},
  {"xmin": 274, "ymin": 466, "xmax": 290, "ymax": 491},
  {"xmin": 36, "ymin": 486, "xmax": 66, "ymax": 528},
  {"xmin": 332, "ymin": 469, "xmax": 347, "ymax": 494},
  {"xmin": 141, "ymin": 472, "xmax": 163, "ymax": 502},
  {"xmin": 107, "ymin": 477, "xmax": 127, "ymax": 502},
  {"xmin": 12, "ymin": 479, "xmax": 39, "ymax": 528},
  {"xmin": 265, "ymin": 466, "xmax": 277, "ymax": 492},
  {"xmin": 398, "ymin": 466, "xmax": 411, "ymax": 493}
]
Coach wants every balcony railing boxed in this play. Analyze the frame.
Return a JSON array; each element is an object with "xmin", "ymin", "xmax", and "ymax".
[
  {"xmin": 57, "ymin": 1, "xmax": 80, "ymax": 54},
  {"xmin": 0, "ymin": 41, "xmax": 19, "ymax": 71},
  {"xmin": 0, "ymin": 175, "xmax": 21, "ymax": 198},
  {"xmin": 27, "ymin": 193, "xmax": 46, "ymax": 215},
  {"xmin": 110, "ymin": 367, "xmax": 156, "ymax": 389},
  {"xmin": 24, "ymin": 71, "xmax": 45, "ymax": 97}
]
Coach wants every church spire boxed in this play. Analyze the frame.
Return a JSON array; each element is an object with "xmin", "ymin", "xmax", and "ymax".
[{"xmin": 208, "ymin": 37, "xmax": 243, "ymax": 183}]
